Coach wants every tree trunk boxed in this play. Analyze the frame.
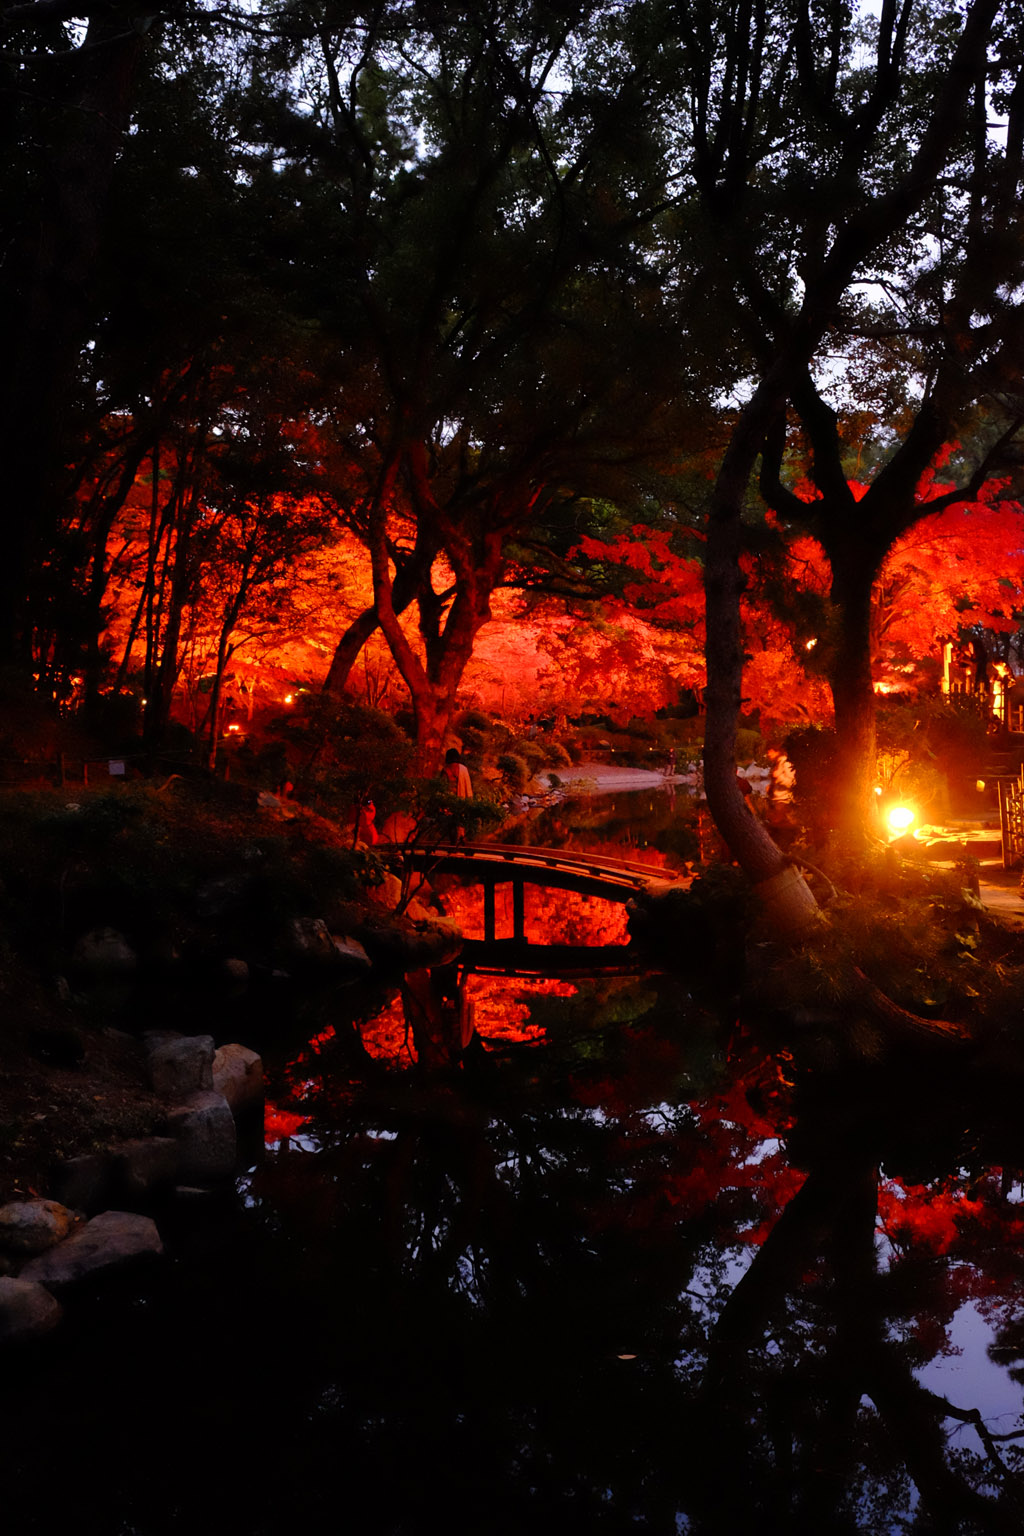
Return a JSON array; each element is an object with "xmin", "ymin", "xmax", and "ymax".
[
  {"xmin": 323, "ymin": 539, "xmax": 438, "ymax": 696},
  {"xmin": 703, "ymin": 382, "xmax": 820, "ymax": 934},
  {"xmin": 323, "ymin": 605, "xmax": 385, "ymax": 696},
  {"xmin": 827, "ymin": 541, "xmax": 884, "ymax": 840}
]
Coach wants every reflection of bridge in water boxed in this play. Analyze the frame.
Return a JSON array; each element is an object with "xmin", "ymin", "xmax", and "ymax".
[{"xmin": 384, "ymin": 841, "xmax": 689, "ymax": 977}]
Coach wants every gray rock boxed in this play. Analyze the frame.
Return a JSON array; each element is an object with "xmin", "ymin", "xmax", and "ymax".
[
  {"xmin": 222, "ymin": 957, "xmax": 250, "ymax": 984},
  {"xmin": 195, "ymin": 874, "xmax": 250, "ymax": 920},
  {"xmin": 331, "ymin": 935, "xmax": 372, "ymax": 976},
  {"xmin": 145, "ymin": 1032, "xmax": 215, "ymax": 1100},
  {"xmin": 212, "ymin": 1043, "xmax": 263, "ymax": 1118},
  {"xmin": 0, "ymin": 1199, "xmax": 78, "ymax": 1256},
  {"xmin": 360, "ymin": 917, "xmax": 464, "ymax": 972},
  {"xmin": 0, "ymin": 1277, "xmax": 63, "ymax": 1345},
  {"xmin": 50, "ymin": 1152, "xmax": 113, "ymax": 1214},
  {"xmin": 284, "ymin": 916, "xmax": 337, "ymax": 965},
  {"xmin": 165, "ymin": 1091, "xmax": 237, "ymax": 1182},
  {"xmin": 112, "ymin": 1137, "xmax": 179, "ymax": 1197},
  {"xmin": 19, "ymin": 1211, "xmax": 163, "ymax": 1292},
  {"xmin": 71, "ymin": 927, "xmax": 137, "ymax": 976}
]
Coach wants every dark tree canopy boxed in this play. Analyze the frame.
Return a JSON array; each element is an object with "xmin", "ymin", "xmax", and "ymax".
[{"xmin": 2, "ymin": 0, "xmax": 1022, "ymax": 866}]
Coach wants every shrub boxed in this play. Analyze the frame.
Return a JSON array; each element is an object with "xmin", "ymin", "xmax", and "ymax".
[
  {"xmin": 876, "ymin": 696, "xmax": 990, "ymax": 817},
  {"xmin": 543, "ymin": 742, "xmax": 573, "ymax": 769},
  {"xmin": 458, "ymin": 724, "xmax": 489, "ymax": 755},
  {"xmin": 496, "ymin": 753, "xmax": 530, "ymax": 790},
  {"xmin": 735, "ymin": 727, "xmax": 764, "ymax": 763},
  {"xmin": 508, "ymin": 738, "xmax": 548, "ymax": 773},
  {"xmin": 263, "ymin": 697, "xmax": 414, "ymax": 819},
  {"xmin": 456, "ymin": 709, "xmax": 492, "ymax": 733}
]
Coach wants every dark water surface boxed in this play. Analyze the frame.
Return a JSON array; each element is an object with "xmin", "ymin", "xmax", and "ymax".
[{"xmin": 3, "ymin": 787, "xmax": 1024, "ymax": 1535}]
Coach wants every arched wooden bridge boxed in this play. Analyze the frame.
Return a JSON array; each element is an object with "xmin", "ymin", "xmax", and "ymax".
[{"xmin": 381, "ymin": 841, "xmax": 688, "ymax": 971}]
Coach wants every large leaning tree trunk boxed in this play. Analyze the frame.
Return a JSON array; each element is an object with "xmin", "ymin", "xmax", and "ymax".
[{"xmin": 703, "ymin": 377, "xmax": 821, "ymax": 936}]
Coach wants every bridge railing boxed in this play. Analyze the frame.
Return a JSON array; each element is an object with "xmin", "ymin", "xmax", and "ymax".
[{"xmin": 381, "ymin": 840, "xmax": 684, "ymax": 886}]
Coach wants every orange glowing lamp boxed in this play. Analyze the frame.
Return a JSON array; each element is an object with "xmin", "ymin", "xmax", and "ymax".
[{"xmin": 887, "ymin": 805, "xmax": 915, "ymax": 835}]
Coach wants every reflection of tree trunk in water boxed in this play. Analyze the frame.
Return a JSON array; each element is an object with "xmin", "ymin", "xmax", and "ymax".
[
  {"xmin": 691, "ymin": 1161, "xmax": 863, "ymax": 1530},
  {"xmin": 400, "ymin": 965, "xmax": 473, "ymax": 1074},
  {"xmin": 801, "ymin": 1156, "xmax": 879, "ymax": 1531},
  {"xmin": 860, "ymin": 1336, "xmax": 1024, "ymax": 1534},
  {"xmin": 694, "ymin": 1155, "xmax": 1024, "ymax": 1534},
  {"xmin": 378, "ymin": 1114, "xmax": 544, "ymax": 1318}
]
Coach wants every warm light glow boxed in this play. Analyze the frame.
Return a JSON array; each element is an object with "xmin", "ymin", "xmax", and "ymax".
[
  {"xmin": 804, "ymin": 638, "xmax": 817, "ymax": 650},
  {"xmin": 284, "ymin": 693, "xmax": 294, "ymax": 704},
  {"xmin": 874, "ymin": 786, "xmax": 882, "ymax": 796},
  {"xmin": 226, "ymin": 723, "xmax": 241, "ymax": 733},
  {"xmin": 887, "ymin": 805, "xmax": 915, "ymax": 834},
  {"xmin": 976, "ymin": 779, "xmax": 986, "ymax": 792}
]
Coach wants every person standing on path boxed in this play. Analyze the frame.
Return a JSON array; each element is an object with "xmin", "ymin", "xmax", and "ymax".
[
  {"xmin": 444, "ymin": 747, "xmax": 473, "ymax": 798},
  {"xmin": 442, "ymin": 748, "xmax": 473, "ymax": 842}
]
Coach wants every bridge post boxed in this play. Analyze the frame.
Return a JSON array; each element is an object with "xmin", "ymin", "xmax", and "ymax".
[
  {"xmin": 483, "ymin": 879, "xmax": 496, "ymax": 943},
  {"xmin": 513, "ymin": 878, "xmax": 525, "ymax": 942}
]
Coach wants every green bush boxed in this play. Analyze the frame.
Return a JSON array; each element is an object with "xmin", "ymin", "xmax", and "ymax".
[
  {"xmin": 543, "ymin": 742, "xmax": 573, "ymax": 769},
  {"xmin": 508, "ymin": 737, "xmax": 548, "ymax": 773},
  {"xmin": 735, "ymin": 727, "xmax": 764, "ymax": 763},
  {"xmin": 263, "ymin": 697, "xmax": 414, "ymax": 820},
  {"xmin": 876, "ymin": 696, "xmax": 990, "ymax": 817},
  {"xmin": 456, "ymin": 709, "xmax": 492, "ymax": 733},
  {"xmin": 496, "ymin": 752, "xmax": 530, "ymax": 790},
  {"xmin": 458, "ymin": 724, "xmax": 489, "ymax": 755}
]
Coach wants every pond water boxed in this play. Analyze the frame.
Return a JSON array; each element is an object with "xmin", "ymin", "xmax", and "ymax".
[{"xmin": 4, "ymin": 785, "xmax": 1024, "ymax": 1535}]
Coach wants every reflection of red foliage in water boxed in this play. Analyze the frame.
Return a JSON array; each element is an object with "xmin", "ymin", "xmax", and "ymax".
[
  {"xmin": 878, "ymin": 1176, "xmax": 1024, "ymax": 1265},
  {"xmin": 878, "ymin": 1182, "xmax": 986, "ymax": 1256},
  {"xmin": 464, "ymin": 973, "xmax": 577, "ymax": 1044},
  {"xmin": 359, "ymin": 995, "xmax": 411, "ymax": 1061},
  {"xmin": 356, "ymin": 975, "xmax": 580, "ymax": 1059},
  {"xmin": 265, "ymin": 1102, "xmax": 309, "ymax": 1142}
]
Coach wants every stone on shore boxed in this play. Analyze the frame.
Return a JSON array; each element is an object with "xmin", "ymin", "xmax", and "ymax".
[
  {"xmin": 359, "ymin": 916, "xmax": 463, "ymax": 971},
  {"xmin": 50, "ymin": 1152, "xmax": 112, "ymax": 1214},
  {"xmin": 145, "ymin": 1032, "xmax": 215, "ymax": 1100},
  {"xmin": 71, "ymin": 927, "xmax": 138, "ymax": 975},
  {"xmin": 19, "ymin": 1211, "xmax": 163, "ymax": 1292},
  {"xmin": 112, "ymin": 1137, "xmax": 179, "ymax": 1197},
  {"xmin": 0, "ymin": 1199, "xmax": 79, "ymax": 1256},
  {"xmin": 332, "ymin": 934, "xmax": 372, "ymax": 975},
  {"xmin": 165, "ymin": 1091, "xmax": 237, "ymax": 1181},
  {"xmin": 212, "ymin": 1043, "xmax": 264, "ymax": 1118},
  {"xmin": 0, "ymin": 1277, "xmax": 63, "ymax": 1345}
]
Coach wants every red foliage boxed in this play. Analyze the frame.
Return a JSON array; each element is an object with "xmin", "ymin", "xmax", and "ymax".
[{"xmin": 264, "ymin": 1103, "xmax": 310, "ymax": 1143}]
